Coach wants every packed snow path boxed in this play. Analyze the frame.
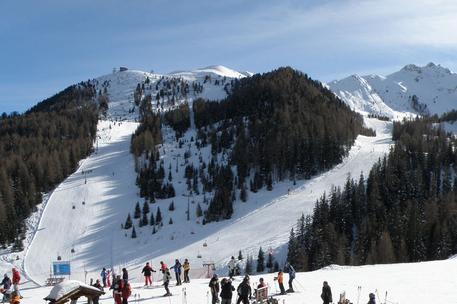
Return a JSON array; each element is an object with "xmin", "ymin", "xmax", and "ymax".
[{"xmin": 23, "ymin": 117, "xmax": 392, "ymax": 285}]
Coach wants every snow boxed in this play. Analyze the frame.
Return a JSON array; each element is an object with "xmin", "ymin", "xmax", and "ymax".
[
  {"xmin": 17, "ymin": 258, "xmax": 457, "ymax": 303},
  {"xmin": 328, "ymin": 62, "xmax": 457, "ymax": 118}
]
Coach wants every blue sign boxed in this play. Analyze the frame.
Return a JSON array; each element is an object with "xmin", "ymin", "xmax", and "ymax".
[{"xmin": 53, "ymin": 261, "xmax": 71, "ymax": 275}]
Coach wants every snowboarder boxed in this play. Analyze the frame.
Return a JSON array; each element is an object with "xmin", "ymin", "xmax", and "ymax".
[
  {"xmin": 227, "ymin": 256, "xmax": 236, "ymax": 279},
  {"xmin": 236, "ymin": 276, "xmax": 251, "ymax": 304},
  {"xmin": 122, "ymin": 268, "xmax": 128, "ymax": 283},
  {"xmin": 111, "ymin": 275, "xmax": 123, "ymax": 304},
  {"xmin": 220, "ymin": 278, "xmax": 235, "ymax": 304},
  {"xmin": 183, "ymin": 259, "xmax": 190, "ymax": 283},
  {"xmin": 321, "ymin": 281, "xmax": 332, "ymax": 304},
  {"xmin": 160, "ymin": 261, "xmax": 168, "ymax": 273},
  {"xmin": 142, "ymin": 262, "xmax": 156, "ymax": 286},
  {"xmin": 100, "ymin": 268, "xmax": 107, "ymax": 287},
  {"xmin": 170, "ymin": 259, "xmax": 182, "ymax": 285},
  {"xmin": 274, "ymin": 270, "xmax": 286, "ymax": 295},
  {"xmin": 91, "ymin": 279, "xmax": 103, "ymax": 304},
  {"xmin": 209, "ymin": 273, "xmax": 220, "ymax": 304},
  {"xmin": 162, "ymin": 268, "xmax": 172, "ymax": 296},
  {"xmin": 286, "ymin": 263, "xmax": 295, "ymax": 292},
  {"xmin": 367, "ymin": 292, "xmax": 376, "ymax": 304},
  {"xmin": 11, "ymin": 269, "xmax": 20, "ymax": 298},
  {"xmin": 121, "ymin": 280, "xmax": 132, "ymax": 304}
]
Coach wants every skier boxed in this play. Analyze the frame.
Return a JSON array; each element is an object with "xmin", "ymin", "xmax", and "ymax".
[
  {"xmin": 274, "ymin": 270, "xmax": 286, "ymax": 295},
  {"xmin": 1, "ymin": 273, "xmax": 12, "ymax": 303},
  {"xmin": 91, "ymin": 279, "xmax": 103, "ymax": 304},
  {"xmin": 170, "ymin": 259, "xmax": 182, "ymax": 285},
  {"xmin": 100, "ymin": 268, "xmax": 107, "ymax": 287},
  {"xmin": 183, "ymin": 259, "xmax": 190, "ymax": 283},
  {"xmin": 255, "ymin": 278, "xmax": 267, "ymax": 301},
  {"xmin": 208, "ymin": 273, "xmax": 220, "ymax": 304},
  {"xmin": 122, "ymin": 268, "xmax": 128, "ymax": 283},
  {"xmin": 236, "ymin": 276, "xmax": 251, "ymax": 304},
  {"xmin": 141, "ymin": 262, "xmax": 156, "ymax": 286},
  {"xmin": 220, "ymin": 278, "xmax": 235, "ymax": 304},
  {"xmin": 227, "ymin": 256, "xmax": 236, "ymax": 279},
  {"xmin": 162, "ymin": 268, "xmax": 172, "ymax": 296},
  {"xmin": 121, "ymin": 280, "xmax": 132, "ymax": 304},
  {"xmin": 111, "ymin": 275, "xmax": 123, "ymax": 304},
  {"xmin": 160, "ymin": 261, "xmax": 168, "ymax": 273},
  {"xmin": 107, "ymin": 269, "xmax": 112, "ymax": 287},
  {"xmin": 11, "ymin": 269, "xmax": 20, "ymax": 298},
  {"xmin": 367, "ymin": 293, "xmax": 376, "ymax": 304},
  {"xmin": 321, "ymin": 281, "xmax": 332, "ymax": 304},
  {"xmin": 285, "ymin": 263, "xmax": 295, "ymax": 292}
]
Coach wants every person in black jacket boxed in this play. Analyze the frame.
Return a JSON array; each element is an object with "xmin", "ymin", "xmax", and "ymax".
[
  {"xmin": 91, "ymin": 279, "xmax": 103, "ymax": 304},
  {"xmin": 122, "ymin": 268, "xmax": 128, "ymax": 283},
  {"xmin": 209, "ymin": 274, "xmax": 220, "ymax": 304},
  {"xmin": 220, "ymin": 278, "xmax": 235, "ymax": 304},
  {"xmin": 321, "ymin": 281, "xmax": 332, "ymax": 304},
  {"xmin": 236, "ymin": 277, "xmax": 251, "ymax": 304},
  {"xmin": 142, "ymin": 262, "xmax": 156, "ymax": 286}
]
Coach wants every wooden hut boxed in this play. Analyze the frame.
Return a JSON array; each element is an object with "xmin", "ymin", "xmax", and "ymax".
[{"xmin": 44, "ymin": 280, "xmax": 104, "ymax": 304}]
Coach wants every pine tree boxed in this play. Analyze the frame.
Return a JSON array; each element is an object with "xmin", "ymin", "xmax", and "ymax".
[
  {"xmin": 142, "ymin": 211, "xmax": 149, "ymax": 226},
  {"xmin": 131, "ymin": 225, "xmax": 137, "ymax": 238},
  {"xmin": 124, "ymin": 213, "xmax": 132, "ymax": 229},
  {"xmin": 169, "ymin": 217, "xmax": 173, "ymax": 225},
  {"xmin": 134, "ymin": 202, "xmax": 141, "ymax": 219},
  {"xmin": 238, "ymin": 250, "xmax": 243, "ymax": 261},
  {"xmin": 240, "ymin": 183, "xmax": 247, "ymax": 202},
  {"xmin": 169, "ymin": 201, "xmax": 175, "ymax": 211},
  {"xmin": 143, "ymin": 200, "xmax": 150, "ymax": 214},
  {"xmin": 156, "ymin": 207, "xmax": 162, "ymax": 224},
  {"xmin": 245, "ymin": 255, "xmax": 253, "ymax": 275},
  {"xmin": 266, "ymin": 252, "xmax": 274, "ymax": 271},
  {"xmin": 273, "ymin": 261, "xmax": 279, "ymax": 272},
  {"xmin": 152, "ymin": 226, "xmax": 156, "ymax": 234},
  {"xmin": 257, "ymin": 247, "xmax": 265, "ymax": 272}
]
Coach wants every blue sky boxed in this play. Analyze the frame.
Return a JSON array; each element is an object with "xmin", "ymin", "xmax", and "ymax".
[{"xmin": 1, "ymin": 0, "xmax": 457, "ymax": 113}]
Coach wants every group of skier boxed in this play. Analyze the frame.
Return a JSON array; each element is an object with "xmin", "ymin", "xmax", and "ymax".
[{"xmin": 0, "ymin": 268, "xmax": 21, "ymax": 304}]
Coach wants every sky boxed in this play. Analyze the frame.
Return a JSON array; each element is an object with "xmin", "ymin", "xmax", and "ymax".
[{"xmin": 1, "ymin": 0, "xmax": 457, "ymax": 113}]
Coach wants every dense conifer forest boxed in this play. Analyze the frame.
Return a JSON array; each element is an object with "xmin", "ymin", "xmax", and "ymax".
[
  {"xmin": 0, "ymin": 84, "xmax": 98, "ymax": 247},
  {"xmin": 287, "ymin": 117, "xmax": 457, "ymax": 270}
]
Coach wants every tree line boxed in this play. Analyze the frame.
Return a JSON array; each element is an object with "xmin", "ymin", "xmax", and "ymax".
[{"xmin": 287, "ymin": 117, "xmax": 457, "ymax": 271}]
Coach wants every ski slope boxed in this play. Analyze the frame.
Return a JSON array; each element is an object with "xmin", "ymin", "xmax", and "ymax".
[
  {"xmin": 18, "ymin": 258, "xmax": 457, "ymax": 304},
  {"xmin": 22, "ymin": 113, "xmax": 392, "ymax": 286}
]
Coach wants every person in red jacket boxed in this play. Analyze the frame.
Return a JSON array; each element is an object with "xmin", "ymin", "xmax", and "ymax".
[
  {"xmin": 160, "ymin": 261, "xmax": 168, "ymax": 273},
  {"xmin": 11, "ymin": 268, "xmax": 21, "ymax": 298},
  {"xmin": 121, "ymin": 281, "xmax": 131, "ymax": 304}
]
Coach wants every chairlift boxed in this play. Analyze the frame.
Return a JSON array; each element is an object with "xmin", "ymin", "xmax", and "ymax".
[
  {"xmin": 72, "ymin": 205, "xmax": 76, "ymax": 210},
  {"xmin": 57, "ymin": 255, "xmax": 62, "ymax": 261},
  {"xmin": 197, "ymin": 251, "xmax": 202, "ymax": 258},
  {"xmin": 71, "ymin": 248, "xmax": 75, "ymax": 253},
  {"xmin": 203, "ymin": 241, "xmax": 207, "ymax": 247}
]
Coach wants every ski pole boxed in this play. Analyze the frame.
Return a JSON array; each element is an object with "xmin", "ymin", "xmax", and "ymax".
[
  {"xmin": 385, "ymin": 291, "xmax": 388, "ymax": 304},
  {"xmin": 356, "ymin": 286, "xmax": 361, "ymax": 304}
]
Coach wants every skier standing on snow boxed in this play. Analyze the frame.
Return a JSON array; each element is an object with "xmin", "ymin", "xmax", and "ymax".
[
  {"xmin": 209, "ymin": 274, "xmax": 220, "ymax": 304},
  {"xmin": 1, "ymin": 273, "xmax": 12, "ymax": 303},
  {"xmin": 220, "ymin": 278, "xmax": 235, "ymax": 304},
  {"xmin": 160, "ymin": 261, "xmax": 168, "ymax": 273},
  {"xmin": 255, "ymin": 278, "xmax": 267, "ymax": 301},
  {"xmin": 321, "ymin": 281, "xmax": 332, "ymax": 304},
  {"xmin": 11, "ymin": 269, "xmax": 20, "ymax": 298},
  {"xmin": 170, "ymin": 259, "xmax": 182, "ymax": 286},
  {"xmin": 122, "ymin": 268, "xmax": 128, "ymax": 283},
  {"xmin": 286, "ymin": 263, "xmax": 295, "ymax": 292},
  {"xmin": 111, "ymin": 275, "xmax": 123, "ymax": 304},
  {"xmin": 236, "ymin": 276, "xmax": 251, "ymax": 304},
  {"xmin": 91, "ymin": 279, "xmax": 103, "ymax": 304},
  {"xmin": 121, "ymin": 280, "xmax": 132, "ymax": 304},
  {"xmin": 183, "ymin": 259, "xmax": 190, "ymax": 283},
  {"xmin": 142, "ymin": 262, "xmax": 156, "ymax": 286},
  {"xmin": 274, "ymin": 270, "xmax": 286, "ymax": 295},
  {"xmin": 227, "ymin": 257, "xmax": 236, "ymax": 279},
  {"xmin": 162, "ymin": 268, "xmax": 172, "ymax": 296},
  {"xmin": 100, "ymin": 268, "xmax": 107, "ymax": 287},
  {"xmin": 367, "ymin": 292, "xmax": 376, "ymax": 304}
]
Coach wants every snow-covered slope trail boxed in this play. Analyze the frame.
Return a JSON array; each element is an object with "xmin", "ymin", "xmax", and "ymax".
[
  {"xmin": 23, "ymin": 115, "xmax": 391, "ymax": 285},
  {"xmin": 24, "ymin": 120, "xmax": 139, "ymax": 284}
]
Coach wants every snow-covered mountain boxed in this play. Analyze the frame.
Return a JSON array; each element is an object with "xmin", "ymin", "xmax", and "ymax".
[{"xmin": 328, "ymin": 62, "xmax": 457, "ymax": 119}]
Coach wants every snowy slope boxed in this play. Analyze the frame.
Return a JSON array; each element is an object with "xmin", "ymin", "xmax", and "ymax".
[
  {"xmin": 18, "ymin": 258, "xmax": 457, "ymax": 304},
  {"xmin": 328, "ymin": 63, "xmax": 457, "ymax": 118}
]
